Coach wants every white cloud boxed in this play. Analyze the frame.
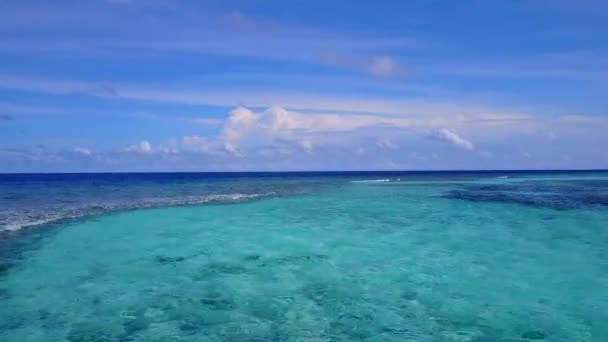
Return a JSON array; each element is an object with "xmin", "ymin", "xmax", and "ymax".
[
  {"xmin": 428, "ymin": 128, "xmax": 474, "ymax": 150},
  {"xmin": 124, "ymin": 140, "xmax": 152, "ymax": 154},
  {"xmin": 135, "ymin": 106, "xmax": 492, "ymax": 159},
  {"xmin": 5, "ymin": 73, "xmax": 574, "ymax": 144},
  {"xmin": 29, "ymin": 105, "xmax": 608, "ymax": 171},
  {"xmin": 7, "ymin": 104, "xmax": 607, "ymax": 171},
  {"xmin": 217, "ymin": 106, "xmax": 417, "ymax": 156},
  {"xmin": 221, "ymin": 106, "xmax": 260, "ymax": 155},
  {"xmin": 125, "ymin": 106, "xmax": 417, "ymax": 159},
  {"xmin": 259, "ymin": 106, "xmax": 411, "ymax": 132},
  {"xmin": 139, "ymin": 140, "xmax": 152, "ymax": 153}
]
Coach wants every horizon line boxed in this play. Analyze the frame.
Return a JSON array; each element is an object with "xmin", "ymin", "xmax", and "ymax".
[{"xmin": 1, "ymin": 169, "xmax": 607, "ymax": 175}]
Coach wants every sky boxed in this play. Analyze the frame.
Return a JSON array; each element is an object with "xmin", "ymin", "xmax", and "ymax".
[{"xmin": 0, "ymin": 0, "xmax": 607, "ymax": 172}]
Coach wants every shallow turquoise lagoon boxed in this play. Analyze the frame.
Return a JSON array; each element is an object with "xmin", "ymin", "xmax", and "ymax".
[{"xmin": 1, "ymin": 173, "xmax": 608, "ymax": 341}]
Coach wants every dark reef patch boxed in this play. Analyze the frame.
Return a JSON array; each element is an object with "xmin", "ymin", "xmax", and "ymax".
[
  {"xmin": 378, "ymin": 325, "xmax": 409, "ymax": 336},
  {"xmin": 272, "ymin": 254, "xmax": 329, "ymax": 265},
  {"xmin": 155, "ymin": 255, "xmax": 186, "ymax": 265},
  {"xmin": 178, "ymin": 320, "xmax": 203, "ymax": 335},
  {"xmin": 401, "ymin": 290, "xmax": 418, "ymax": 301},
  {"xmin": 200, "ymin": 293, "xmax": 236, "ymax": 311},
  {"xmin": 522, "ymin": 330, "xmax": 547, "ymax": 340},
  {"xmin": 0, "ymin": 262, "xmax": 14, "ymax": 276},
  {"xmin": 122, "ymin": 317, "xmax": 149, "ymax": 337},
  {"xmin": 301, "ymin": 283, "xmax": 332, "ymax": 305},
  {"xmin": 0, "ymin": 288, "xmax": 11, "ymax": 300},
  {"xmin": 244, "ymin": 254, "xmax": 329, "ymax": 268},
  {"xmin": 38, "ymin": 309, "xmax": 68, "ymax": 331},
  {"xmin": 299, "ymin": 282, "xmax": 353, "ymax": 309},
  {"xmin": 444, "ymin": 180, "xmax": 608, "ymax": 210},
  {"xmin": 0, "ymin": 313, "xmax": 25, "ymax": 331},
  {"xmin": 244, "ymin": 254, "xmax": 261, "ymax": 261},
  {"xmin": 0, "ymin": 288, "xmax": 10, "ymax": 300},
  {"xmin": 328, "ymin": 311, "xmax": 376, "ymax": 340},
  {"xmin": 192, "ymin": 262, "xmax": 248, "ymax": 280},
  {"xmin": 38, "ymin": 309, "xmax": 50, "ymax": 321}
]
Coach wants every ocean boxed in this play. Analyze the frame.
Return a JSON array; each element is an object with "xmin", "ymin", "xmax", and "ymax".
[{"xmin": 1, "ymin": 171, "xmax": 607, "ymax": 341}]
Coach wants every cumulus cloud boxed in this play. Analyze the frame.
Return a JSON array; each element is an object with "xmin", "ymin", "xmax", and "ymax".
[
  {"xmin": 221, "ymin": 106, "xmax": 259, "ymax": 155},
  {"xmin": 10, "ymin": 104, "xmax": 607, "ymax": 171},
  {"xmin": 125, "ymin": 106, "xmax": 419, "ymax": 159},
  {"xmin": 427, "ymin": 128, "xmax": 474, "ymax": 150},
  {"xmin": 124, "ymin": 140, "xmax": 152, "ymax": 154},
  {"xmin": 262, "ymin": 106, "xmax": 414, "ymax": 131},
  {"xmin": 114, "ymin": 106, "xmax": 484, "ymax": 168},
  {"xmin": 218, "ymin": 106, "xmax": 414, "ymax": 156},
  {"xmin": 117, "ymin": 106, "xmax": 489, "ymax": 167},
  {"xmin": 139, "ymin": 140, "xmax": 152, "ymax": 153}
]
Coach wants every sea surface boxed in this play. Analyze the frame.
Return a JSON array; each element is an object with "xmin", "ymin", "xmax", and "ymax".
[{"xmin": 1, "ymin": 171, "xmax": 607, "ymax": 341}]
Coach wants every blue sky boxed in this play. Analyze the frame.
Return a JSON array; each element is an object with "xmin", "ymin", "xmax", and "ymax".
[{"xmin": 0, "ymin": 0, "xmax": 607, "ymax": 172}]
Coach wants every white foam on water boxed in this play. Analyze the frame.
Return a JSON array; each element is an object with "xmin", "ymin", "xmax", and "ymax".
[
  {"xmin": 351, "ymin": 179, "xmax": 392, "ymax": 183},
  {"xmin": 0, "ymin": 192, "xmax": 272, "ymax": 233},
  {"xmin": 1, "ymin": 218, "xmax": 59, "ymax": 232}
]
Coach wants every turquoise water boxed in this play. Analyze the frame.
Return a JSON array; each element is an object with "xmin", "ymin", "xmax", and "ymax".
[{"xmin": 1, "ymin": 172, "xmax": 608, "ymax": 341}]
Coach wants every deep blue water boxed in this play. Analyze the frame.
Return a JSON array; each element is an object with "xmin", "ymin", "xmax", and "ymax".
[{"xmin": 1, "ymin": 170, "xmax": 607, "ymax": 232}]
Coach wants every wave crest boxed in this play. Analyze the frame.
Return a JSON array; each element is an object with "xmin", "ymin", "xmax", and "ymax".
[{"xmin": 351, "ymin": 179, "xmax": 392, "ymax": 184}]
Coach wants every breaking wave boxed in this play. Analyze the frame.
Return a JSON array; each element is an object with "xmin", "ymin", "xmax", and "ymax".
[
  {"xmin": 351, "ymin": 179, "xmax": 392, "ymax": 183},
  {"xmin": 0, "ymin": 193, "xmax": 271, "ymax": 232}
]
